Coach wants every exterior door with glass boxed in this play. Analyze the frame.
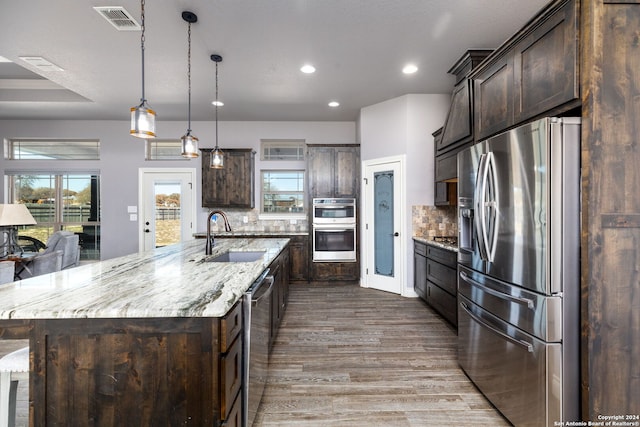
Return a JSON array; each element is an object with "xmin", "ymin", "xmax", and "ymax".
[
  {"xmin": 363, "ymin": 157, "xmax": 404, "ymax": 294},
  {"xmin": 140, "ymin": 169, "xmax": 196, "ymax": 252}
]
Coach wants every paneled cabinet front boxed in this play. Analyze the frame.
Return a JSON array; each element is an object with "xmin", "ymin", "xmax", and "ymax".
[
  {"xmin": 307, "ymin": 145, "xmax": 360, "ymax": 198},
  {"xmin": 473, "ymin": 0, "xmax": 578, "ymax": 140},
  {"xmin": 201, "ymin": 148, "xmax": 255, "ymax": 208}
]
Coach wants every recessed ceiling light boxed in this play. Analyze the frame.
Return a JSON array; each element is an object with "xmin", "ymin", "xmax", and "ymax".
[
  {"xmin": 212, "ymin": 100, "xmax": 224, "ymax": 107},
  {"xmin": 402, "ymin": 64, "xmax": 418, "ymax": 74},
  {"xmin": 328, "ymin": 101, "xmax": 340, "ymax": 108},
  {"xmin": 300, "ymin": 64, "xmax": 316, "ymax": 74}
]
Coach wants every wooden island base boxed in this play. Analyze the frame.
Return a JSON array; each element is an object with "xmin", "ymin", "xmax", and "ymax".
[{"xmin": 28, "ymin": 309, "xmax": 242, "ymax": 426}]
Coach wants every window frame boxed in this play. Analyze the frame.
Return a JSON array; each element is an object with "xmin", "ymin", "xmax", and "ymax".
[
  {"xmin": 260, "ymin": 139, "xmax": 306, "ymax": 161},
  {"xmin": 5, "ymin": 138, "xmax": 100, "ymax": 160},
  {"xmin": 259, "ymin": 169, "xmax": 306, "ymax": 219}
]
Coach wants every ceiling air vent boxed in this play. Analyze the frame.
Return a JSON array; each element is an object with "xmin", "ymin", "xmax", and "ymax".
[{"xmin": 93, "ymin": 6, "xmax": 141, "ymax": 31}]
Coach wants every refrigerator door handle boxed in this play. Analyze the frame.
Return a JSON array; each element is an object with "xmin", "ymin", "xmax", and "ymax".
[
  {"xmin": 460, "ymin": 301, "xmax": 534, "ymax": 353},
  {"xmin": 460, "ymin": 271, "xmax": 535, "ymax": 309},
  {"xmin": 474, "ymin": 153, "xmax": 489, "ymax": 261},
  {"xmin": 485, "ymin": 152, "xmax": 499, "ymax": 263}
]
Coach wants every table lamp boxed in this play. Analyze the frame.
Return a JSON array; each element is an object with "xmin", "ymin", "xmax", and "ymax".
[{"xmin": 0, "ymin": 204, "xmax": 37, "ymax": 256}]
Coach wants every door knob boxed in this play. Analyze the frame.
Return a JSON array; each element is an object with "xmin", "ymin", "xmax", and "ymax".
[
  {"xmin": 394, "ymin": 232, "xmax": 399, "ymax": 237},
  {"xmin": 144, "ymin": 229, "xmax": 150, "ymax": 233}
]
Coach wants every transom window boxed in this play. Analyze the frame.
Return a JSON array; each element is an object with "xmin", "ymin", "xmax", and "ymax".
[
  {"xmin": 145, "ymin": 140, "xmax": 189, "ymax": 160},
  {"xmin": 261, "ymin": 140, "xmax": 306, "ymax": 161},
  {"xmin": 5, "ymin": 139, "xmax": 100, "ymax": 160},
  {"xmin": 261, "ymin": 171, "xmax": 305, "ymax": 214}
]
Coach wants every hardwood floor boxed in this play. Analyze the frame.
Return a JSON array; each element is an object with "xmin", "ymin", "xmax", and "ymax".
[
  {"xmin": 254, "ymin": 283, "xmax": 510, "ymax": 426},
  {"xmin": 0, "ymin": 283, "xmax": 509, "ymax": 426}
]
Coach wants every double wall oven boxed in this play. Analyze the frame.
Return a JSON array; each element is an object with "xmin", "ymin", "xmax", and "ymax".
[{"xmin": 312, "ymin": 198, "xmax": 356, "ymax": 262}]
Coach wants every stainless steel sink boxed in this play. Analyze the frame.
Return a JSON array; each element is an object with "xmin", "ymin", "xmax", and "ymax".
[{"xmin": 207, "ymin": 250, "xmax": 265, "ymax": 263}]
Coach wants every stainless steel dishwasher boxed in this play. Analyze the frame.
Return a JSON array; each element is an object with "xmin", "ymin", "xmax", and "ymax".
[{"xmin": 243, "ymin": 270, "xmax": 274, "ymax": 426}]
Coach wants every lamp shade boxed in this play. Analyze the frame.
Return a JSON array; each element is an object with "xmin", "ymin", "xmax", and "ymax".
[{"xmin": 0, "ymin": 204, "xmax": 37, "ymax": 226}]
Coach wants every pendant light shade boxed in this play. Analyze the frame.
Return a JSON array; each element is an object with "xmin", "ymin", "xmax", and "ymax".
[
  {"xmin": 180, "ymin": 11, "xmax": 199, "ymax": 158},
  {"xmin": 130, "ymin": 0, "xmax": 156, "ymax": 139},
  {"xmin": 210, "ymin": 54, "xmax": 224, "ymax": 169}
]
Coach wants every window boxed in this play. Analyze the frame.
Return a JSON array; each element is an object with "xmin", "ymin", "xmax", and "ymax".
[
  {"xmin": 5, "ymin": 139, "xmax": 100, "ymax": 160},
  {"xmin": 7, "ymin": 173, "xmax": 101, "ymax": 260},
  {"xmin": 145, "ymin": 140, "xmax": 190, "ymax": 160},
  {"xmin": 261, "ymin": 171, "xmax": 305, "ymax": 214},
  {"xmin": 261, "ymin": 140, "xmax": 305, "ymax": 161}
]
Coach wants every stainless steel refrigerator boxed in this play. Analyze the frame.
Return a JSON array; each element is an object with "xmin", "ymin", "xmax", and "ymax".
[{"xmin": 457, "ymin": 117, "xmax": 580, "ymax": 426}]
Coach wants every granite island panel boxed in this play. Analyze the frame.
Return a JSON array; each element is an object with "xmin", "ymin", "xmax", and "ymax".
[{"xmin": 0, "ymin": 237, "xmax": 289, "ymax": 320}]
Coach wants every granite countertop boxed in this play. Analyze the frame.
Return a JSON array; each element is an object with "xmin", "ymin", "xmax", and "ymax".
[
  {"xmin": 194, "ymin": 231, "xmax": 308, "ymax": 238},
  {"xmin": 0, "ymin": 238, "xmax": 289, "ymax": 320},
  {"xmin": 412, "ymin": 236, "xmax": 458, "ymax": 252}
]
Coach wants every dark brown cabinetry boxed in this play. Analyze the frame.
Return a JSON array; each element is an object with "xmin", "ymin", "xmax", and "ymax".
[
  {"xmin": 201, "ymin": 148, "xmax": 255, "ymax": 208},
  {"xmin": 435, "ymin": 50, "xmax": 491, "ymax": 204},
  {"xmin": 27, "ymin": 305, "xmax": 244, "ymax": 426},
  {"xmin": 414, "ymin": 240, "xmax": 428, "ymax": 300},
  {"xmin": 307, "ymin": 144, "xmax": 360, "ymax": 282},
  {"xmin": 433, "ymin": 128, "xmax": 458, "ymax": 206},
  {"xmin": 288, "ymin": 235, "xmax": 310, "ymax": 283},
  {"xmin": 473, "ymin": 0, "xmax": 579, "ymax": 140},
  {"xmin": 307, "ymin": 144, "xmax": 360, "ymax": 199},
  {"xmin": 269, "ymin": 246, "xmax": 290, "ymax": 351},
  {"xmin": 417, "ymin": 242, "xmax": 457, "ymax": 327}
]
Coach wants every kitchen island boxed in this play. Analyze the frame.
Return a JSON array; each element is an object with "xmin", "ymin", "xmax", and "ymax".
[{"xmin": 0, "ymin": 237, "xmax": 289, "ymax": 426}]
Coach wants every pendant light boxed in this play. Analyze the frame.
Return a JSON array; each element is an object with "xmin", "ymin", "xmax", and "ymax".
[
  {"xmin": 130, "ymin": 0, "xmax": 156, "ymax": 139},
  {"xmin": 210, "ymin": 54, "xmax": 224, "ymax": 169},
  {"xmin": 180, "ymin": 11, "xmax": 199, "ymax": 158}
]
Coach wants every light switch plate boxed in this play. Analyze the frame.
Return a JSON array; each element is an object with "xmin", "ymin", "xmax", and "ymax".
[
  {"xmin": 127, "ymin": 206, "xmax": 137, "ymax": 213},
  {"xmin": 129, "ymin": 213, "xmax": 137, "ymax": 221}
]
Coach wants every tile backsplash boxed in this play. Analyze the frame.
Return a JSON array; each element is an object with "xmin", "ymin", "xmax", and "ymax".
[
  {"xmin": 205, "ymin": 208, "xmax": 309, "ymax": 233},
  {"xmin": 412, "ymin": 205, "xmax": 458, "ymax": 238}
]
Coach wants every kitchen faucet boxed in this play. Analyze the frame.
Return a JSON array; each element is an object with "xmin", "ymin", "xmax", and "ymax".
[{"xmin": 205, "ymin": 210, "xmax": 232, "ymax": 255}]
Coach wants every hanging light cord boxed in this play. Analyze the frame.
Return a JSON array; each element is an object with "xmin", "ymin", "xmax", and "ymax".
[
  {"xmin": 215, "ymin": 60, "xmax": 219, "ymax": 148},
  {"xmin": 187, "ymin": 20, "xmax": 192, "ymax": 133},
  {"xmin": 139, "ymin": 0, "xmax": 146, "ymax": 104}
]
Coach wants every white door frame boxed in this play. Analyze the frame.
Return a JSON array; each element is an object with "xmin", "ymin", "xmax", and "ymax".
[
  {"xmin": 138, "ymin": 168, "xmax": 197, "ymax": 252},
  {"xmin": 361, "ymin": 155, "xmax": 407, "ymax": 296}
]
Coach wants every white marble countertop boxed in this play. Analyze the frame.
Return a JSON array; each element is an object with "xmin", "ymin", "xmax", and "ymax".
[{"xmin": 0, "ymin": 238, "xmax": 289, "ymax": 320}]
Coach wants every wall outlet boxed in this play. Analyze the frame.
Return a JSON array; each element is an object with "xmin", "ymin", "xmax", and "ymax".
[
  {"xmin": 290, "ymin": 219, "xmax": 297, "ymax": 225},
  {"xmin": 243, "ymin": 216, "xmax": 249, "ymax": 224}
]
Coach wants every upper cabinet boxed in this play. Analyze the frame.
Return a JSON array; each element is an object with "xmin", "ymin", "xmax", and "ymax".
[
  {"xmin": 473, "ymin": 0, "xmax": 579, "ymax": 140},
  {"xmin": 201, "ymin": 148, "xmax": 255, "ymax": 208},
  {"xmin": 438, "ymin": 50, "xmax": 493, "ymax": 154},
  {"xmin": 435, "ymin": 50, "xmax": 492, "ymax": 183},
  {"xmin": 307, "ymin": 145, "xmax": 360, "ymax": 199}
]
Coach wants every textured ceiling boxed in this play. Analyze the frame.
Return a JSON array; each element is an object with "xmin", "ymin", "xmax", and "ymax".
[{"xmin": 0, "ymin": 0, "xmax": 549, "ymax": 122}]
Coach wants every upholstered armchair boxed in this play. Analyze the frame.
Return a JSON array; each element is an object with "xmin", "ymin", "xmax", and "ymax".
[{"xmin": 41, "ymin": 231, "xmax": 80, "ymax": 270}]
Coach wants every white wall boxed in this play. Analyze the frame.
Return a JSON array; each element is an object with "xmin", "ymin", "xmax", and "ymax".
[
  {"xmin": 0, "ymin": 119, "xmax": 356, "ymax": 260},
  {"xmin": 359, "ymin": 94, "xmax": 449, "ymax": 295}
]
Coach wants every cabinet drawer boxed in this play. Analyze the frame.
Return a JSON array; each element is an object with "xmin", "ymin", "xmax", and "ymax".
[
  {"xmin": 220, "ymin": 335, "xmax": 243, "ymax": 421},
  {"xmin": 221, "ymin": 391, "xmax": 242, "ymax": 427},
  {"xmin": 427, "ymin": 259, "xmax": 457, "ymax": 295},
  {"xmin": 414, "ymin": 241, "xmax": 427, "ymax": 257},
  {"xmin": 221, "ymin": 301, "xmax": 243, "ymax": 353},
  {"xmin": 427, "ymin": 281, "xmax": 457, "ymax": 326},
  {"xmin": 426, "ymin": 245, "xmax": 457, "ymax": 267}
]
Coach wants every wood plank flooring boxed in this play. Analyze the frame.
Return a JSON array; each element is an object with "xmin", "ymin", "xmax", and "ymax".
[
  {"xmin": 0, "ymin": 283, "xmax": 510, "ymax": 426},
  {"xmin": 254, "ymin": 283, "xmax": 510, "ymax": 426}
]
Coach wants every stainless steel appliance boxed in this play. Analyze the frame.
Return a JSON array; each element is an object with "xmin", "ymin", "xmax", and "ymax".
[
  {"xmin": 243, "ymin": 270, "xmax": 274, "ymax": 427},
  {"xmin": 457, "ymin": 117, "xmax": 580, "ymax": 426},
  {"xmin": 312, "ymin": 197, "xmax": 357, "ymax": 262},
  {"xmin": 312, "ymin": 198, "xmax": 356, "ymax": 224},
  {"xmin": 312, "ymin": 224, "xmax": 356, "ymax": 262}
]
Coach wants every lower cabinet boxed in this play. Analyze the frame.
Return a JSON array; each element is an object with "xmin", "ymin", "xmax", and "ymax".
[
  {"xmin": 220, "ymin": 301, "xmax": 244, "ymax": 425},
  {"xmin": 414, "ymin": 240, "xmax": 458, "ymax": 328},
  {"xmin": 269, "ymin": 246, "xmax": 290, "ymax": 351},
  {"xmin": 310, "ymin": 261, "xmax": 359, "ymax": 282},
  {"xmin": 288, "ymin": 235, "xmax": 309, "ymax": 283}
]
